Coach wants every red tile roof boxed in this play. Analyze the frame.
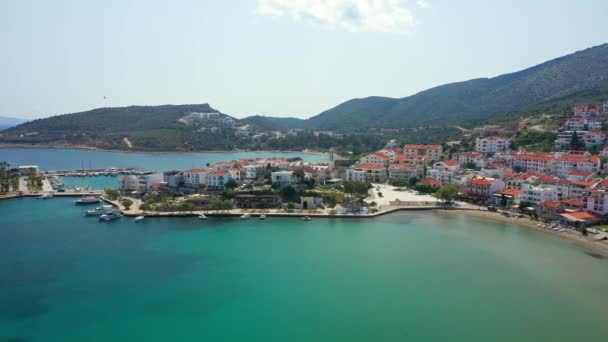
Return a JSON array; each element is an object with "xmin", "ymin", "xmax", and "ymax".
[
  {"xmin": 210, "ymin": 170, "xmax": 229, "ymax": 175},
  {"xmin": 560, "ymin": 199, "xmax": 584, "ymax": 207},
  {"xmin": 404, "ymin": 144, "xmax": 442, "ymax": 150},
  {"xmin": 567, "ymin": 171, "xmax": 592, "ymax": 177},
  {"xmin": 389, "ymin": 163, "xmax": 418, "ymax": 169},
  {"xmin": 420, "ymin": 178, "xmax": 441, "ymax": 186},
  {"xmin": 357, "ymin": 163, "xmax": 386, "ymax": 170},
  {"xmin": 561, "ymin": 211, "xmax": 602, "ymax": 221},
  {"xmin": 466, "ymin": 177, "xmax": 494, "ymax": 186},
  {"xmin": 537, "ymin": 201, "xmax": 561, "ymax": 208},
  {"xmin": 372, "ymin": 152, "xmax": 390, "ymax": 160},
  {"xmin": 441, "ymin": 160, "xmax": 459, "ymax": 167},
  {"xmin": 185, "ymin": 168, "xmax": 207, "ymax": 173},
  {"xmin": 496, "ymin": 188, "xmax": 522, "ymax": 196},
  {"xmin": 512, "ymin": 154, "xmax": 552, "ymax": 161}
]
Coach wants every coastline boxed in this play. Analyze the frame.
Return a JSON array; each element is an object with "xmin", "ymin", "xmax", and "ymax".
[
  {"xmin": 0, "ymin": 143, "xmax": 330, "ymax": 156},
  {"xmin": 443, "ymin": 209, "xmax": 608, "ymax": 257}
]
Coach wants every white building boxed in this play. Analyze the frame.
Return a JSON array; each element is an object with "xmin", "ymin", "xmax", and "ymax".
[
  {"xmin": 521, "ymin": 184, "xmax": 559, "ymax": 204},
  {"xmin": 183, "ymin": 169, "xmax": 207, "ymax": 188},
  {"xmin": 271, "ymin": 171, "xmax": 296, "ymax": 187},
  {"xmin": 207, "ymin": 170, "xmax": 230, "ymax": 189},
  {"xmin": 388, "ymin": 163, "xmax": 423, "ymax": 180},
  {"xmin": 475, "ymin": 137, "xmax": 511, "ymax": 154}
]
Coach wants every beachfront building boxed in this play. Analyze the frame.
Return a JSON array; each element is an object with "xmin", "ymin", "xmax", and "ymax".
[
  {"xmin": 272, "ymin": 171, "xmax": 296, "ymax": 187},
  {"xmin": 463, "ymin": 176, "xmax": 505, "ymax": 201},
  {"xmin": 346, "ymin": 163, "xmax": 387, "ymax": 183},
  {"xmin": 583, "ymin": 180, "xmax": 608, "ymax": 215},
  {"xmin": 207, "ymin": 170, "xmax": 230, "ymax": 190},
  {"xmin": 475, "ymin": 137, "xmax": 511, "ymax": 154},
  {"xmin": 403, "ymin": 144, "xmax": 443, "ymax": 161},
  {"xmin": 536, "ymin": 201, "xmax": 565, "ymax": 220},
  {"xmin": 521, "ymin": 184, "xmax": 559, "ymax": 204},
  {"xmin": 120, "ymin": 173, "xmax": 164, "ymax": 194},
  {"xmin": 427, "ymin": 160, "xmax": 460, "ymax": 185},
  {"xmin": 183, "ymin": 169, "xmax": 207, "ymax": 188},
  {"xmin": 493, "ymin": 188, "xmax": 522, "ymax": 207},
  {"xmin": 388, "ymin": 163, "xmax": 423, "ymax": 180}
]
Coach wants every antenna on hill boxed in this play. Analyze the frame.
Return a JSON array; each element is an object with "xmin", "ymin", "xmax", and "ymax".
[{"xmin": 103, "ymin": 96, "xmax": 108, "ymax": 108}]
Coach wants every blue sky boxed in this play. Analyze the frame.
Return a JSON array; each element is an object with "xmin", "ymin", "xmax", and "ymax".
[{"xmin": 1, "ymin": 0, "xmax": 607, "ymax": 120}]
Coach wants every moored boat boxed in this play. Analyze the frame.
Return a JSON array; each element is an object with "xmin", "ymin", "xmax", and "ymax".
[
  {"xmin": 240, "ymin": 213, "xmax": 251, "ymax": 220},
  {"xmin": 198, "ymin": 214, "xmax": 208, "ymax": 219},
  {"xmin": 259, "ymin": 215, "xmax": 267, "ymax": 220},
  {"xmin": 99, "ymin": 211, "xmax": 122, "ymax": 221},
  {"xmin": 302, "ymin": 216, "xmax": 312, "ymax": 221},
  {"xmin": 134, "ymin": 216, "xmax": 145, "ymax": 222},
  {"xmin": 84, "ymin": 205, "xmax": 116, "ymax": 216},
  {"xmin": 74, "ymin": 196, "xmax": 101, "ymax": 205}
]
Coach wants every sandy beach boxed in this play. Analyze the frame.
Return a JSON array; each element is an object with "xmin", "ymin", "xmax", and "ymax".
[{"xmin": 445, "ymin": 209, "xmax": 608, "ymax": 257}]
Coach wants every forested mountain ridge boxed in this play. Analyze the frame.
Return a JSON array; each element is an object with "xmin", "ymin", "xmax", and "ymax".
[{"xmin": 303, "ymin": 43, "xmax": 608, "ymax": 130}]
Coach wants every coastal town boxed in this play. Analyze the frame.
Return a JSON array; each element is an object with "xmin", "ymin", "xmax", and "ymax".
[{"xmin": 3, "ymin": 100, "xmax": 608, "ymax": 252}]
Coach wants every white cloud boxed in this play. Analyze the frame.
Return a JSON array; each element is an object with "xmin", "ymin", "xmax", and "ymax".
[
  {"xmin": 255, "ymin": 0, "xmax": 417, "ymax": 33},
  {"xmin": 416, "ymin": 0, "xmax": 430, "ymax": 8}
]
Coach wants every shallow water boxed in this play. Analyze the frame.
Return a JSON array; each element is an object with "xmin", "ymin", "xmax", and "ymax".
[{"xmin": 1, "ymin": 198, "xmax": 607, "ymax": 341}]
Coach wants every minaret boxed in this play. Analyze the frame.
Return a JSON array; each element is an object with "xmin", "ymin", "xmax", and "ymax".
[{"xmin": 329, "ymin": 148, "xmax": 335, "ymax": 169}]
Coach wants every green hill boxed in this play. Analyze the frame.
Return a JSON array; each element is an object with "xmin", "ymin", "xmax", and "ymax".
[
  {"xmin": 1, "ymin": 104, "xmax": 243, "ymax": 151},
  {"xmin": 303, "ymin": 43, "xmax": 608, "ymax": 130}
]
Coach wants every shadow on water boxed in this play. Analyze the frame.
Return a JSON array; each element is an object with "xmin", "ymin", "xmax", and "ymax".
[{"xmin": 584, "ymin": 251, "xmax": 605, "ymax": 260}]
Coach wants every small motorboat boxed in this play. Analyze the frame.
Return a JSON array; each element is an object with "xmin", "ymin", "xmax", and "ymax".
[
  {"xmin": 84, "ymin": 205, "xmax": 116, "ymax": 216},
  {"xmin": 74, "ymin": 196, "xmax": 101, "ymax": 205},
  {"xmin": 99, "ymin": 211, "xmax": 122, "ymax": 221},
  {"xmin": 240, "ymin": 213, "xmax": 251, "ymax": 220},
  {"xmin": 134, "ymin": 216, "xmax": 145, "ymax": 222},
  {"xmin": 198, "ymin": 214, "xmax": 208, "ymax": 220},
  {"xmin": 37, "ymin": 193, "xmax": 53, "ymax": 199},
  {"xmin": 302, "ymin": 216, "xmax": 312, "ymax": 221},
  {"xmin": 259, "ymin": 215, "xmax": 267, "ymax": 220}
]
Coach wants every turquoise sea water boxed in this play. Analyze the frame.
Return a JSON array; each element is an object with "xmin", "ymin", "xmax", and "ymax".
[
  {"xmin": 0, "ymin": 148, "xmax": 328, "ymax": 172},
  {"xmin": 1, "ymin": 197, "xmax": 608, "ymax": 341}
]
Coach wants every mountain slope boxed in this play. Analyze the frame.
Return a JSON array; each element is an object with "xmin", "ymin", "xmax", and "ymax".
[
  {"xmin": 0, "ymin": 116, "xmax": 27, "ymax": 131},
  {"xmin": 240, "ymin": 115, "xmax": 306, "ymax": 130},
  {"xmin": 1, "ymin": 104, "xmax": 243, "ymax": 151},
  {"xmin": 305, "ymin": 43, "xmax": 608, "ymax": 130}
]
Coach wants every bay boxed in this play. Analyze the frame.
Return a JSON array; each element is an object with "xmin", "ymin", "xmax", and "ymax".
[
  {"xmin": 1, "ymin": 197, "xmax": 607, "ymax": 341},
  {"xmin": 0, "ymin": 148, "xmax": 328, "ymax": 172}
]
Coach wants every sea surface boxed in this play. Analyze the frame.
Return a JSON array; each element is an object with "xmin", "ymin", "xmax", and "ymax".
[
  {"xmin": 0, "ymin": 148, "xmax": 328, "ymax": 172},
  {"xmin": 0, "ymin": 148, "xmax": 329, "ymax": 189},
  {"xmin": 1, "ymin": 197, "xmax": 608, "ymax": 341}
]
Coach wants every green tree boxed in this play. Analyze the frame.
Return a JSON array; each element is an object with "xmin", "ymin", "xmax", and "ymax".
[
  {"xmin": 104, "ymin": 188, "xmax": 121, "ymax": 200},
  {"xmin": 121, "ymin": 198, "xmax": 133, "ymax": 210},
  {"xmin": 280, "ymin": 185, "xmax": 299, "ymax": 202},
  {"xmin": 434, "ymin": 184, "xmax": 459, "ymax": 203},
  {"xmin": 225, "ymin": 179, "xmax": 238, "ymax": 189}
]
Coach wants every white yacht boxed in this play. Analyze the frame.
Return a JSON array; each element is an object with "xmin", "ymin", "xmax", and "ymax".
[
  {"xmin": 134, "ymin": 216, "xmax": 145, "ymax": 222},
  {"xmin": 259, "ymin": 215, "xmax": 267, "ymax": 220},
  {"xmin": 37, "ymin": 193, "xmax": 54, "ymax": 200},
  {"xmin": 99, "ymin": 211, "xmax": 122, "ymax": 221},
  {"xmin": 74, "ymin": 196, "xmax": 101, "ymax": 205},
  {"xmin": 84, "ymin": 205, "xmax": 116, "ymax": 216},
  {"xmin": 198, "ymin": 214, "xmax": 208, "ymax": 219},
  {"xmin": 240, "ymin": 213, "xmax": 251, "ymax": 220}
]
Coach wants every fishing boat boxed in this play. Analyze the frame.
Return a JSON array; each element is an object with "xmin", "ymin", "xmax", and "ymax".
[
  {"xmin": 302, "ymin": 216, "xmax": 312, "ymax": 221},
  {"xmin": 259, "ymin": 215, "xmax": 267, "ymax": 220},
  {"xmin": 84, "ymin": 205, "xmax": 116, "ymax": 216},
  {"xmin": 240, "ymin": 213, "xmax": 251, "ymax": 220},
  {"xmin": 99, "ymin": 211, "xmax": 122, "ymax": 221},
  {"xmin": 134, "ymin": 216, "xmax": 145, "ymax": 222},
  {"xmin": 74, "ymin": 196, "xmax": 101, "ymax": 205},
  {"xmin": 198, "ymin": 214, "xmax": 208, "ymax": 219}
]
